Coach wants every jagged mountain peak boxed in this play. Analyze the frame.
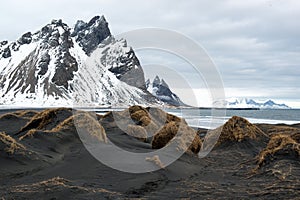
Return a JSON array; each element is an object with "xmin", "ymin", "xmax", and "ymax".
[
  {"xmin": 38, "ymin": 19, "xmax": 71, "ymax": 40},
  {"xmin": 72, "ymin": 15, "xmax": 111, "ymax": 55},
  {"xmin": 153, "ymin": 75, "xmax": 160, "ymax": 84},
  {"xmin": 152, "ymin": 75, "xmax": 169, "ymax": 88},
  {"xmin": 0, "ymin": 15, "xmax": 163, "ymax": 107},
  {"xmin": 146, "ymin": 75, "xmax": 187, "ymax": 107},
  {"xmin": 0, "ymin": 15, "xmax": 111, "ymax": 59}
]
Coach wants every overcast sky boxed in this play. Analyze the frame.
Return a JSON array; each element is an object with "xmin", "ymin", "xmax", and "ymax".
[{"xmin": 0, "ymin": 0, "xmax": 299, "ymax": 107}]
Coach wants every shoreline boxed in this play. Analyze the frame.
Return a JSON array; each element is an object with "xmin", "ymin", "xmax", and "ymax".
[{"xmin": 1, "ymin": 107, "xmax": 299, "ymax": 129}]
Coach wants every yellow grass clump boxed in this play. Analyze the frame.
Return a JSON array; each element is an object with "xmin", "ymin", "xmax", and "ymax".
[
  {"xmin": 14, "ymin": 110, "xmax": 39, "ymax": 118},
  {"xmin": 152, "ymin": 121, "xmax": 179, "ymax": 149},
  {"xmin": 126, "ymin": 124, "xmax": 147, "ymax": 142},
  {"xmin": 0, "ymin": 132, "xmax": 26, "ymax": 154},
  {"xmin": 130, "ymin": 110, "xmax": 149, "ymax": 122},
  {"xmin": 19, "ymin": 129, "xmax": 38, "ymax": 140},
  {"xmin": 18, "ymin": 108, "xmax": 73, "ymax": 133},
  {"xmin": 139, "ymin": 115, "xmax": 151, "ymax": 126},
  {"xmin": 166, "ymin": 113, "xmax": 183, "ymax": 124},
  {"xmin": 256, "ymin": 134, "xmax": 300, "ymax": 167},
  {"xmin": 72, "ymin": 113, "xmax": 107, "ymax": 143},
  {"xmin": 10, "ymin": 177, "xmax": 119, "ymax": 195},
  {"xmin": 267, "ymin": 126, "xmax": 300, "ymax": 136},
  {"xmin": 291, "ymin": 132, "xmax": 300, "ymax": 143},
  {"xmin": 19, "ymin": 111, "xmax": 107, "ymax": 144},
  {"xmin": 173, "ymin": 124, "xmax": 202, "ymax": 154},
  {"xmin": 128, "ymin": 105, "xmax": 148, "ymax": 114},
  {"xmin": 151, "ymin": 121, "xmax": 202, "ymax": 154},
  {"xmin": 216, "ymin": 116, "xmax": 267, "ymax": 146},
  {"xmin": 0, "ymin": 110, "xmax": 39, "ymax": 121},
  {"xmin": 143, "ymin": 120, "xmax": 160, "ymax": 137},
  {"xmin": 145, "ymin": 155, "xmax": 165, "ymax": 169},
  {"xmin": 0, "ymin": 113, "xmax": 21, "ymax": 120}
]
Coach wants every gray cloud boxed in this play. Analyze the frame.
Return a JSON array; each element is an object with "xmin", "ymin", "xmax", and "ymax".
[{"xmin": 0, "ymin": 0, "xmax": 299, "ymax": 106}]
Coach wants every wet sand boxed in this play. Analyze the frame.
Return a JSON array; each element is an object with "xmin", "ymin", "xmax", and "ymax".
[{"xmin": 0, "ymin": 107, "xmax": 299, "ymax": 199}]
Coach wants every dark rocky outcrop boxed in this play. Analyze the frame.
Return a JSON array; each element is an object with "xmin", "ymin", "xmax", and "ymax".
[
  {"xmin": 37, "ymin": 53, "xmax": 50, "ymax": 76},
  {"xmin": 17, "ymin": 32, "xmax": 32, "ymax": 45},
  {"xmin": 72, "ymin": 16, "xmax": 111, "ymax": 55},
  {"xmin": 2, "ymin": 47, "xmax": 11, "ymax": 58},
  {"xmin": 106, "ymin": 45, "xmax": 146, "ymax": 89}
]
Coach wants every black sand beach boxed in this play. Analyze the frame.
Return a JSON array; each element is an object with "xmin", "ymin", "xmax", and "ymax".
[{"xmin": 0, "ymin": 106, "xmax": 299, "ymax": 199}]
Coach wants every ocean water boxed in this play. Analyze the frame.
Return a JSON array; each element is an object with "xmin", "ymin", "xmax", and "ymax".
[
  {"xmin": 165, "ymin": 108, "xmax": 300, "ymax": 129},
  {"xmin": 92, "ymin": 108, "xmax": 300, "ymax": 129}
]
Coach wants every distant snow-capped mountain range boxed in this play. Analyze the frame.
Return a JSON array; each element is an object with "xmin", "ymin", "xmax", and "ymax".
[
  {"xmin": 214, "ymin": 98, "xmax": 290, "ymax": 109},
  {"xmin": 0, "ymin": 16, "xmax": 184, "ymax": 107}
]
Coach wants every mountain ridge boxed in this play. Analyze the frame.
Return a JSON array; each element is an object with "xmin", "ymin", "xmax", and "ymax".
[
  {"xmin": 214, "ymin": 98, "xmax": 290, "ymax": 109},
  {"xmin": 0, "ymin": 16, "xmax": 175, "ymax": 107}
]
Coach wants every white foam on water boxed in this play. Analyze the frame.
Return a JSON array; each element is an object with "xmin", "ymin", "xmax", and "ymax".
[{"xmin": 185, "ymin": 117, "xmax": 300, "ymax": 129}]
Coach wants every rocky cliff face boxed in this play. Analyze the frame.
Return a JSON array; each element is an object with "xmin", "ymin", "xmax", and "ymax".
[{"xmin": 0, "ymin": 16, "xmax": 158, "ymax": 107}]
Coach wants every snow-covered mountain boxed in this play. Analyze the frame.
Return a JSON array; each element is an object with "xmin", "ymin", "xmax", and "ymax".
[
  {"xmin": 214, "ymin": 98, "xmax": 290, "ymax": 109},
  {"xmin": 146, "ymin": 76, "xmax": 186, "ymax": 106},
  {"xmin": 0, "ymin": 16, "xmax": 170, "ymax": 107}
]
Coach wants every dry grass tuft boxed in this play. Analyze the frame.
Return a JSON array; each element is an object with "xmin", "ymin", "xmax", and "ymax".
[
  {"xmin": 145, "ymin": 155, "xmax": 165, "ymax": 169},
  {"xmin": 72, "ymin": 112, "xmax": 107, "ymax": 143},
  {"xmin": 50, "ymin": 116, "xmax": 75, "ymax": 132},
  {"xmin": 291, "ymin": 132, "xmax": 300, "ymax": 143},
  {"xmin": 18, "ymin": 108, "xmax": 73, "ymax": 133},
  {"xmin": 19, "ymin": 129, "xmax": 38, "ymax": 140},
  {"xmin": 129, "ymin": 105, "xmax": 148, "ymax": 114},
  {"xmin": 166, "ymin": 113, "xmax": 183, "ymax": 124},
  {"xmin": 143, "ymin": 120, "xmax": 160, "ymax": 137},
  {"xmin": 0, "ymin": 132, "xmax": 26, "ymax": 154},
  {"xmin": 152, "ymin": 121, "xmax": 179, "ymax": 149},
  {"xmin": 15, "ymin": 110, "xmax": 39, "ymax": 118},
  {"xmin": 103, "ymin": 105, "xmax": 199, "ymax": 152},
  {"xmin": 130, "ymin": 110, "xmax": 149, "ymax": 122},
  {"xmin": 0, "ymin": 113, "xmax": 20, "ymax": 120},
  {"xmin": 19, "ymin": 111, "xmax": 107, "ymax": 143},
  {"xmin": 0, "ymin": 110, "xmax": 38, "ymax": 121},
  {"xmin": 10, "ymin": 177, "xmax": 119, "ymax": 195},
  {"xmin": 216, "ymin": 116, "xmax": 267, "ymax": 146},
  {"xmin": 174, "ymin": 124, "xmax": 202, "ymax": 154},
  {"xmin": 139, "ymin": 115, "xmax": 151, "ymax": 126},
  {"xmin": 126, "ymin": 124, "xmax": 147, "ymax": 142},
  {"xmin": 256, "ymin": 134, "xmax": 300, "ymax": 168},
  {"xmin": 256, "ymin": 124, "xmax": 300, "ymax": 138},
  {"xmin": 151, "ymin": 121, "xmax": 201, "ymax": 154}
]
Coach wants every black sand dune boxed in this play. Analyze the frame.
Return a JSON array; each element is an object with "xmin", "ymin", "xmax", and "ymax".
[{"xmin": 0, "ymin": 107, "xmax": 299, "ymax": 199}]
